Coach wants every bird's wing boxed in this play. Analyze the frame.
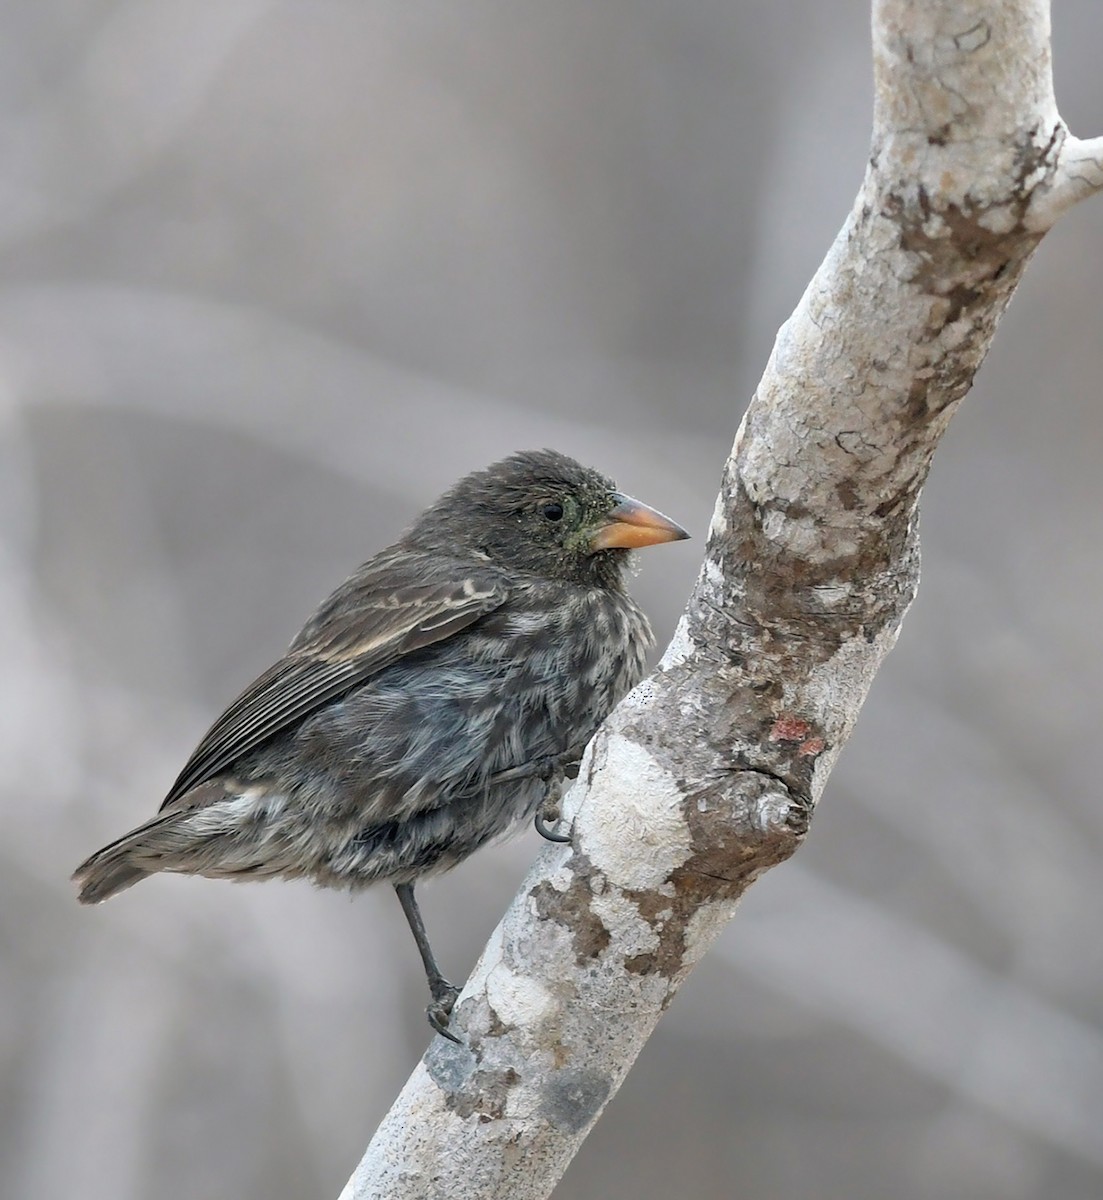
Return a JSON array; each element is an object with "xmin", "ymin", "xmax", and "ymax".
[{"xmin": 160, "ymin": 550, "xmax": 510, "ymax": 808}]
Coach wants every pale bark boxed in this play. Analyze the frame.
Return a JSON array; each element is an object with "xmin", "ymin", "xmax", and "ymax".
[{"xmin": 341, "ymin": 3, "xmax": 1103, "ymax": 1197}]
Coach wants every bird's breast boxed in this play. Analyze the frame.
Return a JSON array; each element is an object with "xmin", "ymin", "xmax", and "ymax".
[{"xmin": 481, "ymin": 584, "xmax": 652, "ymax": 720}]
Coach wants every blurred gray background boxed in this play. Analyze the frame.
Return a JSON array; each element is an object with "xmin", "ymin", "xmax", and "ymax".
[{"xmin": 2, "ymin": 2, "xmax": 1102, "ymax": 1198}]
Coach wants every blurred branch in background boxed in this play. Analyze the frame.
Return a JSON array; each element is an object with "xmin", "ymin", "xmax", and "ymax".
[
  {"xmin": 727, "ymin": 865, "xmax": 1103, "ymax": 1167},
  {"xmin": 1, "ymin": 1, "xmax": 271, "ymax": 248}
]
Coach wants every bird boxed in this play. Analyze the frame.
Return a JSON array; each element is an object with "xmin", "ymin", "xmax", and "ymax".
[{"xmin": 73, "ymin": 449, "xmax": 689, "ymax": 1039}]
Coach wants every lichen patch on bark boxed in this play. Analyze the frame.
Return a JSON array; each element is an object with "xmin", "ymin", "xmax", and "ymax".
[
  {"xmin": 529, "ymin": 871, "xmax": 610, "ymax": 965},
  {"xmin": 575, "ymin": 734, "xmax": 693, "ymax": 890},
  {"xmin": 424, "ymin": 1042, "xmax": 524, "ymax": 1124},
  {"xmin": 536, "ymin": 1068, "xmax": 611, "ymax": 1135}
]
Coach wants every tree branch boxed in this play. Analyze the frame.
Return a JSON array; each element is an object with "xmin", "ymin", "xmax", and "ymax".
[{"xmin": 340, "ymin": 3, "xmax": 1099, "ymax": 1196}]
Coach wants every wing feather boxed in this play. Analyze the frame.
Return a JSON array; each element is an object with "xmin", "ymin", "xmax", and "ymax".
[{"xmin": 160, "ymin": 551, "xmax": 509, "ymax": 808}]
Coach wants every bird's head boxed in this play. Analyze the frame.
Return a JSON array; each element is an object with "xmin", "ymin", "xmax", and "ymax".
[{"xmin": 409, "ymin": 449, "xmax": 689, "ymax": 588}]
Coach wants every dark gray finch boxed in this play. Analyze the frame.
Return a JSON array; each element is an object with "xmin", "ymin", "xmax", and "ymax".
[{"xmin": 73, "ymin": 449, "xmax": 689, "ymax": 1039}]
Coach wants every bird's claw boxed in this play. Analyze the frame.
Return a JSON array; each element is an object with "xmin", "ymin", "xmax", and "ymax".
[
  {"xmin": 427, "ymin": 978, "xmax": 463, "ymax": 1043},
  {"xmin": 533, "ymin": 753, "xmax": 579, "ymax": 842},
  {"xmin": 535, "ymin": 804, "xmax": 572, "ymax": 843}
]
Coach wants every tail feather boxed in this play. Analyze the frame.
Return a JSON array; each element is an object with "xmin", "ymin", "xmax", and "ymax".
[
  {"xmin": 72, "ymin": 813, "xmax": 182, "ymax": 904},
  {"xmin": 73, "ymin": 858, "xmax": 150, "ymax": 904}
]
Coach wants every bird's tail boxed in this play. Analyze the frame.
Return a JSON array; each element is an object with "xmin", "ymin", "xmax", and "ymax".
[{"xmin": 72, "ymin": 813, "xmax": 183, "ymax": 904}]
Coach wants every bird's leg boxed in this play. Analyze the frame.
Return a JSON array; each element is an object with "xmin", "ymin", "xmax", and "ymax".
[
  {"xmin": 485, "ymin": 749, "xmax": 580, "ymax": 788},
  {"xmin": 394, "ymin": 882, "xmax": 462, "ymax": 1043},
  {"xmin": 483, "ymin": 750, "xmax": 583, "ymax": 842}
]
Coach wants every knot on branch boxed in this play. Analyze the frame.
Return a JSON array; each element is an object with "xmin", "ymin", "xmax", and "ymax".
[{"xmin": 680, "ymin": 767, "xmax": 812, "ymax": 885}]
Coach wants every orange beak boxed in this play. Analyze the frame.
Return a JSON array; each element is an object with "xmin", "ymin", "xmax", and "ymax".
[{"xmin": 589, "ymin": 493, "xmax": 691, "ymax": 551}]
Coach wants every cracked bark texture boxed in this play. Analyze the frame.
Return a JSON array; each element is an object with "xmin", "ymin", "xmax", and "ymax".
[{"xmin": 341, "ymin": 3, "xmax": 1103, "ymax": 1197}]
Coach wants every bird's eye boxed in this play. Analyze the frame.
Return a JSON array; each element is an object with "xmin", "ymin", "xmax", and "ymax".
[{"xmin": 541, "ymin": 501, "xmax": 564, "ymax": 522}]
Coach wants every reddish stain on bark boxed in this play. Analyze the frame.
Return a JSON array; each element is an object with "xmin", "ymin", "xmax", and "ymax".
[{"xmin": 769, "ymin": 715, "xmax": 812, "ymax": 743}]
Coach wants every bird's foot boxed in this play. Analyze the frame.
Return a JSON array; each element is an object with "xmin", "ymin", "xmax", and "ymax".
[
  {"xmin": 426, "ymin": 977, "xmax": 463, "ymax": 1043},
  {"xmin": 533, "ymin": 752, "xmax": 580, "ymax": 842},
  {"xmin": 535, "ymin": 801, "xmax": 572, "ymax": 843}
]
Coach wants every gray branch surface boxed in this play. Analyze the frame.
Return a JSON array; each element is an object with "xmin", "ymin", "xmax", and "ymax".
[{"xmin": 341, "ymin": 3, "xmax": 1102, "ymax": 1196}]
